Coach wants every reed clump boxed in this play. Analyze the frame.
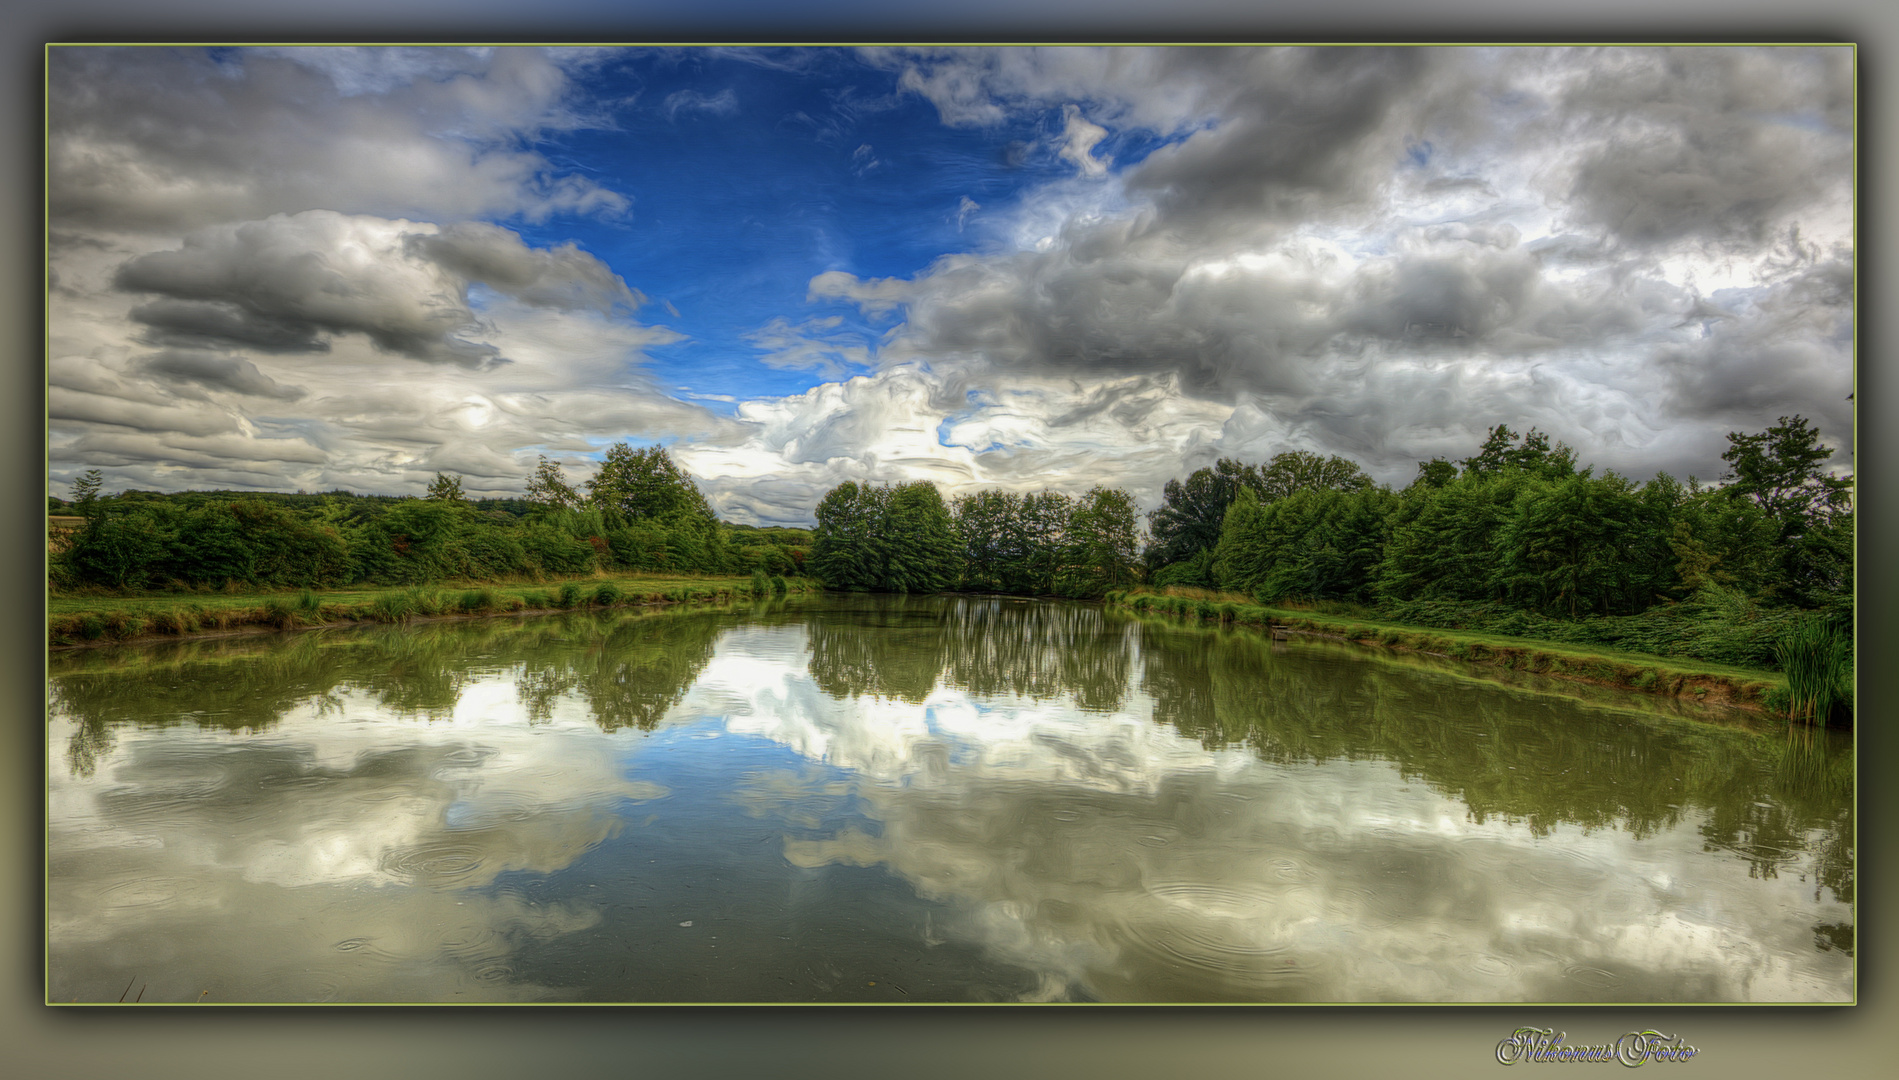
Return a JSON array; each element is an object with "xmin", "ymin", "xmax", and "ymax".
[{"xmin": 1775, "ymin": 615, "xmax": 1853, "ymax": 725}]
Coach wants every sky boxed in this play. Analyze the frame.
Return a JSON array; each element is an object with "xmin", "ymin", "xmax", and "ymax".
[{"xmin": 46, "ymin": 45, "xmax": 1856, "ymax": 527}]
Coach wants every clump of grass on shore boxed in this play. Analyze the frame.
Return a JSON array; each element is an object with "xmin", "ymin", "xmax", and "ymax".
[{"xmin": 1776, "ymin": 615, "xmax": 1853, "ymax": 725}]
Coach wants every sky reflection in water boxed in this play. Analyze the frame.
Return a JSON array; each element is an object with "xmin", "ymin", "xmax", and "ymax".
[{"xmin": 47, "ymin": 596, "xmax": 1853, "ymax": 1003}]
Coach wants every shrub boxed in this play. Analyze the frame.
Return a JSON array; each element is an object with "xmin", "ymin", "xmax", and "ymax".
[
  {"xmin": 458, "ymin": 588, "xmax": 498, "ymax": 614},
  {"xmin": 770, "ymin": 574, "xmax": 788, "ymax": 597},
  {"xmin": 556, "ymin": 582, "xmax": 583, "ymax": 609},
  {"xmin": 751, "ymin": 568, "xmax": 771, "ymax": 599},
  {"xmin": 263, "ymin": 598, "xmax": 297, "ymax": 629},
  {"xmin": 592, "ymin": 582, "xmax": 622, "ymax": 607}
]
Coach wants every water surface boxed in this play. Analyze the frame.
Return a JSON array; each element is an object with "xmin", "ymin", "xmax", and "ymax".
[{"xmin": 48, "ymin": 595, "xmax": 1853, "ymax": 1002}]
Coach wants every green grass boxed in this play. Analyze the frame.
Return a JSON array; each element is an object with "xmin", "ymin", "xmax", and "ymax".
[
  {"xmin": 48, "ymin": 571, "xmax": 816, "ymax": 646},
  {"xmin": 1776, "ymin": 615, "xmax": 1853, "ymax": 724},
  {"xmin": 1107, "ymin": 587, "xmax": 1788, "ymax": 713}
]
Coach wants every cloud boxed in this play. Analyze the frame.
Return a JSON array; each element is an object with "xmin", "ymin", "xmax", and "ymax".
[
  {"xmin": 113, "ymin": 211, "xmax": 502, "ymax": 368},
  {"xmin": 45, "ymin": 46, "xmax": 1855, "ymax": 517},
  {"xmin": 780, "ymin": 46, "xmax": 1852, "ymax": 498},
  {"xmin": 1056, "ymin": 105, "xmax": 1110, "ymax": 177},
  {"xmin": 742, "ymin": 315, "xmax": 873, "ymax": 379},
  {"xmin": 113, "ymin": 211, "xmax": 649, "ymax": 370},
  {"xmin": 1550, "ymin": 48, "xmax": 1852, "ymax": 249},
  {"xmin": 406, "ymin": 221, "xmax": 644, "ymax": 313},
  {"xmin": 48, "ymin": 46, "xmax": 626, "ymax": 234},
  {"xmin": 660, "ymin": 88, "xmax": 739, "ymax": 121},
  {"xmin": 137, "ymin": 349, "xmax": 308, "ymax": 401}
]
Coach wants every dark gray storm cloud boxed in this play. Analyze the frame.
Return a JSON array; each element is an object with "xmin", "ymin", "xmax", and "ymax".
[
  {"xmin": 1553, "ymin": 48, "xmax": 1853, "ymax": 249},
  {"xmin": 137, "ymin": 350, "xmax": 308, "ymax": 401},
  {"xmin": 128, "ymin": 299, "xmax": 331, "ymax": 354},
  {"xmin": 114, "ymin": 216, "xmax": 501, "ymax": 368},
  {"xmin": 112, "ymin": 211, "xmax": 646, "ymax": 369},
  {"xmin": 1124, "ymin": 48, "xmax": 1435, "ymax": 230}
]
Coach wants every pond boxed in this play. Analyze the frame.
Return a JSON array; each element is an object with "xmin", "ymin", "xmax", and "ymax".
[{"xmin": 46, "ymin": 594, "xmax": 1853, "ymax": 1003}]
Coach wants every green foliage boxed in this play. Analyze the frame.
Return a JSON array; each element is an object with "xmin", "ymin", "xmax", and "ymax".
[
  {"xmin": 1720, "ymin": 415, "xmax": 1853, "ymax": 607},
  {"xmin": 810, "ymin": 481, "xmax": 889, "ymax": 590},
  {"xmin": 1150, "ymin": 549, "xmax": 1218, "ymax": 589},
  {"xmin": 1410, "ymin": 457, "xmax": 1458, "ymax": 491},
  {"xmin": 458, "ymin": 588, "xmax": 499, "ymax": 614},
  {"xmin": 1216, "ymin": 486, "xmax": 1397, "ymax": 603},
  {"xmin": 70, "ymin": 469, "xmax": 103, "ymax": 512},
  {"xmin": 1461, "ymin": 424, "xmax": 1578, "ymax": 479},
  {"xmin": 588, "ymin": 443, "xmax": 714, "ymax": 522},
  {"xmin": 770, "ymin": 574, "xmax": 788, "ymax": 597},
  {"xmin": 1255, "ymin": 450, "xmax": 1374, "ymax": 501},
  {"xmin": 525, "ymin": 454, "xmax": 581, "ymax": 512},
  {"xmin": 426, "ymin": 472, "xmax": 466, "ymax": 502},
  {"xmin": 1776, "ymin": 615, "xmax": 1853, "ymax": 724},
  {"xmin": 883, "ymin": 481, "xmax": 962, "ymax": 593},
  {"xmin": 1056, "ymin": 487, "xmax": 1142, "ymax": 598},
  {"xmin": 592, "ymin": 582, "xmax": 623, "ymax": 607},
  {"xmin": 751, "ymin": 568, "xmax": 772, "ymax": 599},
  {"xmin": 1143, "ymin": 458, "xmax": 1261, "ymax": 570}
]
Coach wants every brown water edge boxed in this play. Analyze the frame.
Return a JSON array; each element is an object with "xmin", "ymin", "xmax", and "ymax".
[{"xmin": 1111, "ymin": 599, "xmax": 1784, "ymax": 723}]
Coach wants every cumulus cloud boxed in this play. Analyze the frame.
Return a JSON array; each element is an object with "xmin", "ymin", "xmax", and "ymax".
[
  {"xmin": 775, "ymin": 45, "xmax": 1853, "ymax": 503},
  {"xmin": 114, "ymin": 212, "xmax": 503, "ymax": 368},
  {"xmin": 113, "ymin": 211, "xmax": 645, "ymax": 369},
  {"xmin": 48, "ymin": 46, "xmax": 626, "ymax": 234}
]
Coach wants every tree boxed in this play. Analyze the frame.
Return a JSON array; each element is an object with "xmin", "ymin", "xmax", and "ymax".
[
  {"xmin": 952, "ymin": 489, "xmax": 1020, "ymax": 592},
  {"xmin": 1058, "ymin": 487, "xmax": 1141, "ymax": 598},
  {"xmin": 1720, "ymin": 416, "xmax": 1854, "ymax": 607},
  {"xmin": 1410, "ymin": 458, "xmax": 1458, "ymax": 491},
  {"xmin": 1492, "ymin": 472, "xmax": 1646, "ymax": 617},
  {"xmin": 883, "ymin": 481, "xmax": 961, "ymax": 593},
  {"xmin": 1720, "ymin": 415, "xmax": 1851, "ymax": 532},
  {"xmin": 525, "ymin": 455, "xmax": 581, "ymax": 511},
  {"xmin": 426, "ymin": 472, "xmax": 466, "ymax": 502},
  {"xmin": 70, "ymin": 470, "xmax": 104, "ymax": 516},
  {"xmin": 1144, "ymin": 458, "xmax": 1262, "ymax": 570},
  {"xmin": 810, "ymin": 481, "xmax": 889, "ymax": 591},
  {"xmin": 1256, "ymin": 450, "xmax": 1373, "ymax": 501},
  {"xmin": 588, "ymin": 443, "xmax": 713, "ymax": 522},
  {"xmin": 1461, "ymin": 425, "xmax": 1577, "ymax": 479}
]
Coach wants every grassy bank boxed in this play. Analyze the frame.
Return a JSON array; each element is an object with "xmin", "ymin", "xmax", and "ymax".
[
  {"xmin": 49, "ymin": 570, "xmax": 812, "ymax": 647},
  {"xmin": 1105, "ymin": 586, "xmax": 1791, "ymax": 716}
]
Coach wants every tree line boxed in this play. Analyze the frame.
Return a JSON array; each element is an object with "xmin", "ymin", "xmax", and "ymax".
[
  {"xmin": 802, "ymin": 416, "xmax": 1851, "ymax": 656},
  {"xmin": 808, "ymin": 482, "xmax": 1141, "ymax": 599},
  {"xmin": 52, "ymin": 446, "xmax": 810, "ymax": 591}
]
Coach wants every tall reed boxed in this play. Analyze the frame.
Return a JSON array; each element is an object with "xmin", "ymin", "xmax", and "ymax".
[{"xmin": 1775, "ymin": 616, "xmax": 1852, "ymax": 724}]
